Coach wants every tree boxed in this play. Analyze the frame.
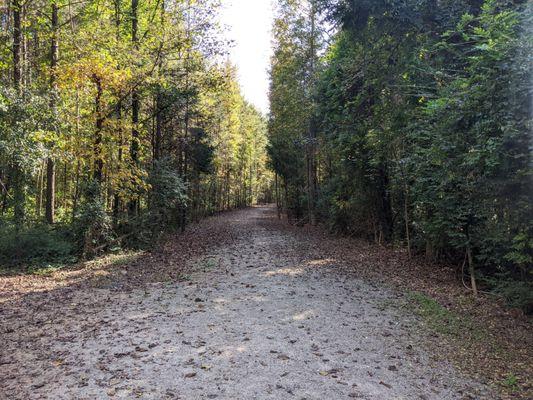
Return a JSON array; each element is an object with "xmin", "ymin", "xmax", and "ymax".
[
  {"xmin": 0, "ymin": 0, "xmax": 272, "ymax": 263},
  {"xmin": 268, "ymin": 0, "xmax": 323, "ymax": 224},
  {"xmin": 11, "ymin": 0, "xmax": 25, "ymax": 225},
  {"xmin": 269, "ymin": 0, "xmax": 532, "ymax": 307},
  {"xmin": 45, "ymin": 0, "xmax": 60, "ymax": 224}
]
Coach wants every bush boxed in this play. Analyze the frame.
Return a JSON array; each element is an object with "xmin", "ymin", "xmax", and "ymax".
[
  {"xmin": 72, "ymin": 181, "xmax": 113, "ymax": 258},
  {"xmin": 147, "ymin": 158, "xmax": 188, "ymax": 232},
  {"xmin": 0, "ymin": 224, "xmax": 75, "ymax": 268},
  {"xmin": 492, "ymin": 280, "xmax": 533, "ymax": 314},
  {"xmin": 119, "ymin": 159, "xmax": 188, "ymax": 249}
]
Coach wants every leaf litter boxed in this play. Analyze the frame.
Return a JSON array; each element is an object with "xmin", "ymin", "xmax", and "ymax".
[{"xmin": 0, "ymin": 206, "xmax": 529, "ymax": 399}]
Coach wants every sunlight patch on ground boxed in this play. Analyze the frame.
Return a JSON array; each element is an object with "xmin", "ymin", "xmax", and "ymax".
[
  {"xmin": 87, "ymin": 251, "xmax": 145, "ymax": 270},
  {"xmin": 0, "ymin": 251, "xmax": 145, "ymax": 304},
  {"xmin": 306, "ymin": 258, "xmax": 336, "ymax": 267},
  {"xmin": 214, "ymin": 295, "xmax": 267, "ymax": 312},
  {"xmin": 263, "ymin": 259, "xmax": 334, "ymax": 278},
  {"xmin": 126, "ymin": 312, "xmax": 156, "ymax": 321},
  {"xmin": 218, "ymin": 345, "xmax": 248, "ymax": 358},
  {"xmin": 264, "ymin": 267, "xmax": 304, "ymax": 277},
  {"xmin": 291, "ymin": 310, "xmax": 315, "ymax": 321}
]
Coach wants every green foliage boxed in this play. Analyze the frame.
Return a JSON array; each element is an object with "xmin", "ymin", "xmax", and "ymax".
[
  {"xmin": 270, "ymin": 0, "xmax": 532, "ymax": 309},
  {"xmin": 491, "ymin": 278, "xmax": 533, "ymax": 313},
  {"xmin": 0, "ymin": 88, "xmax": 49, "ymax": 171},
  {"xmin": 72, "ymin": 182, "xmax": 114, "ymax": 258},
  {"xmin": 189, "ymin": 128, "xmax": 215, "ymax": 176},
  {"xmin": 505, "ymin": 232, "xmax": 533, "ymax": 269},
  {"xmin": 147, "ymin": 158, "xmax": 188, "ymax": 233},
  {"xmin": 0, "ymin": 0, "xmax": 272, "ymax": 266},
  {"xmin": 503, "ymin": 372, "xmax": 519, "ymax": 390},
  {"xmin": 409, "ymin": 292, "xmax": 484, "ymax": 339},
  {"xmin": 0, "ymin": 224, "xmax": 75, "ymax": 268},
  {"xmin": 268, "ymin": 0, "xmax": 323, "ymax": 220}
]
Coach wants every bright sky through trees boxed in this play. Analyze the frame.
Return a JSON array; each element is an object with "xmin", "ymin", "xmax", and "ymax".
[{"xmin": 220, "ymin": 0, "xmax": 274, "ymax": 113}]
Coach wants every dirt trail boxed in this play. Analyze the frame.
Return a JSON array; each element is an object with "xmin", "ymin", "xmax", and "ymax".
[{"xmin": 1, "ymin": 206, "xmax": 492, "ymax": 399}]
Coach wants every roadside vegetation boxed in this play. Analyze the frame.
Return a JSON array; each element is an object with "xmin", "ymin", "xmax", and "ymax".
[
  {"xmin": 268, "ymin": 0, "xmax": 532, "ymax": 312},
  {"xmin": 0, "ymin": 0, "xmax": 273, "ymax": 271}
]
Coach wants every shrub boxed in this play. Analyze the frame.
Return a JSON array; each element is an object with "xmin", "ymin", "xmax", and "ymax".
[
  {"xmin": 0, "ymin": 224, "xmax": 75, "ymax": 268},
  {"xmin": 147, "ymin": 158, "xmax": 188, "ymax": 233},
  {"xmin": 72, "ymin": 181, "xmax": 113, "ymax": 259},
  {"xmin": 492, "ymin": 280, "xmax": 533, "ymax": 314}
]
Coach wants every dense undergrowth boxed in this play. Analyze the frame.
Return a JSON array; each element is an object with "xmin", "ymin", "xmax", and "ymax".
[
  {"xmin": 268, "ymin": 0, "xmax": 532, "ymax": 312},
  {"xmin": 0, "ymin": 0, "xmax": 272, "ymax": 273}
]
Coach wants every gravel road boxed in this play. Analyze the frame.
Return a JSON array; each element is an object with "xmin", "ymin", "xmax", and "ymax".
[{"xmin": 0, "ymin": 206, "xmax": 493, "ymax": 399}]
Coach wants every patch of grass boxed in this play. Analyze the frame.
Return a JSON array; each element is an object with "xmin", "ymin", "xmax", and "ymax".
[
  {"xmin": 408, "ymin": 292, "xmax": 485, "ymax": 340},
  {"xmin": 87, "ymin": 251, "xmax": 144, "ymax": 269},
  {"xmin": 109, "ymin": 252, "xmax": 142, "ymax": 267},
  {"xmin": 503, "ymin": 372, "xmax": 519, "ymax": 391},
  {"xmin": 27, "ymin": 261, "xmax": 75, "ymax": 276},
  {"xmin": 408, "ymin": 292, "xmax": 530, "ymax": 397},
  {"xmin": 196, "ymin": 257, "xmax": 217, "ymax": 271}
]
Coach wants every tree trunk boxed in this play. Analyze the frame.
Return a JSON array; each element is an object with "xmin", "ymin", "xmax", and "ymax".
[
  {"xmin": 306, "ymin": 1, "xmax": 318, "ymax": 226},
  {"xmin": 404, "ymin": 186, "xmax": 411, "ymax": 258},
  {"xmin": 275, "ymin": 173, "xmax": 281, "ymax": 219},
  {"xmin": 36, "ymin": 161, "xmax": 44, "ymax": 217},
  {"xmin": 306, "ymin": 118, "xmax": 318, "ymax": 226},
  {"xmin": 46, "ymin": 0, "xmax": 59, "ymax": 224},
  {"xmin": 130, "ymin": 0, "xmax": 139, "ymax": 164},
  {"xmin": 377, "ymin": 167, "xmax": 393, "ymax": 241},
  {"xmin": 113, "ymin": 105, "xmax": 123, "ymax": 222},
  {"xmin": 128, "ymin": 0, "xmax": 140, "ymax": 216},
  {"xmin": 284, "ymin": 182, "xmax": 292, "ymax": 224},
  {"xmin": 154, "ymin": 0, "xmax": 165, "ymax": 162},
  {"xmin": 72, "ymin": 160, "xmax": 80, "ymax": 220},
  {"xmin": 180, "ymin": 9, "xmax": 191, "ymax": 229},
  {"xmin": 466, "ymin": 244, "xmax": 478, "ymax": 296},
  {"xmin": 45, "ymin": 158, "xmax": 55, "ymax": 223},
  {"xmin": 12, "ymin": 0, "xmax": 25, "ymax": 225},
  {"xmin": 93, "ymin": 74, "xmax": 104, "ymax": 183},
  {"xmin": 13, "ymin": 1, "xmax": 22, "ymax": 89},
  {"xmin": 154, "ymin": 93, "xmax": 163, "ymax": 161},
  {"xmin": 466, "ymin": 227, "xmax": 479, "ymax": 296},
  {"xmin": 113, "ymin": 0, "xmax": 122, "ymax": 222}
]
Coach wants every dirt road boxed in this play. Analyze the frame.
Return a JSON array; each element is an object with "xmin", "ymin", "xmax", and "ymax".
[{"xmin": 0, "ymin": 206, "xmax": 492, "ymax": 399}]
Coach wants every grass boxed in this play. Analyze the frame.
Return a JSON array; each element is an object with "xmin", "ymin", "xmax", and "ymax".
[
  {"xmin": 383, "ymin": 291, "xmax": 528, "ymax": 397},
  {"xmin": 503, "ymin": 372, "xmax": 519, "ymax": 391},
  {"xmin": 408, "ymin": 291, "xmax": 485, "ymax": 340},
  {"xmin": 27, "ymin": 262, "xmax": 73, "ymax": 276},
  {"xmin": 0, "ymin": 257, "xmax": 77, "ymax": 277},
  {"xmin": 0, "ymin": 251, "xmax": 142, "ymax": 278},
  {"xmin": 195, "ymin": 257, "xmax": 218, "ymax": 272},
  {"xmin": 86, "ymin": 251, "xmax": 144, "ymax": 269},
  {"xmin": 0, "ymin": 224, "xmax": 76, "ymax": 268}
]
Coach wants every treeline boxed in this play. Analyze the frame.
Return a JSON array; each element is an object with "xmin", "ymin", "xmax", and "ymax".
[
  {"xmin": 0, "ymin": 0, "xmax": 271, "ymax": 266},
  {"xmin": 269, "ymin": 0, "xmax": 532, "ymax": 309}
]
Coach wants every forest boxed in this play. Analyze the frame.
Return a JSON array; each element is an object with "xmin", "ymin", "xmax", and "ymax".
[
  {"xmin": 268, "ymin": 0, "xmax": 532, "ymax": 311},
  {"xmin": 0, "ymin": 0, "xmax": 532, "ymax": 398},
  {"xmin": 0, "ymin": 0, "xmax": 272, "ymax": 264},
  {"xmin": 1, "ymin": 0, "xmax": 530, "ymax": 309}
]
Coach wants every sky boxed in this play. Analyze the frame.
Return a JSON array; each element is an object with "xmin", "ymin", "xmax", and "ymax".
[{"xmin": 220, "ymin": 0, "xmax": 274, "ymax": 114}]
